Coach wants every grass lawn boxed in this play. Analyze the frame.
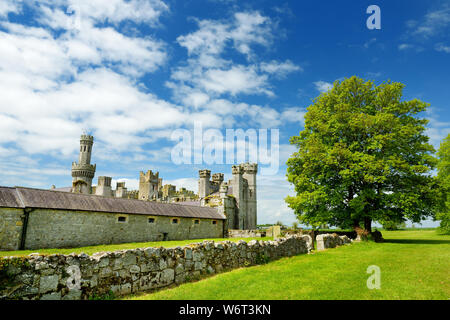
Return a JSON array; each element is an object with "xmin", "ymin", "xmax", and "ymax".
[
  {"xmin": 123, "ymin": 229, "xmax": 450, "ymax": 300},
  {"xmin": 0, "ymin": 237, "xmax": 273, "ymax": 257}
]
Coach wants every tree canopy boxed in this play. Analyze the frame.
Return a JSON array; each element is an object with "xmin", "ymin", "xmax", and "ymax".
[
  {"xmin": 285, "ymin": 76, "xmax": 438, "ymax": 234},
  {"xmin": 436, "ymin": 133, "xmax": 450, "ymax": 233}
]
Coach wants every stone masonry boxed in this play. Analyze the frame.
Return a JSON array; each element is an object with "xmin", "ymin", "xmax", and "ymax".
[
  {"xmin": 0, "ymin": 235, "xmax": 313, "ymax": 300},
  {"xmin": 316, "ymin": 233, "xmax": 352, "ymax": 251}
]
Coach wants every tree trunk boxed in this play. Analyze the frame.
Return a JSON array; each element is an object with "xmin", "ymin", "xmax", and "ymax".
[{"xmin": 364, "ymin": 217, "xmax": 372, "ymax": 233}]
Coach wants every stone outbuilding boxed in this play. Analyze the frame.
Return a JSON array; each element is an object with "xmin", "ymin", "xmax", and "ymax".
[{"xmin": 0, "ymin": 186, "xmax": 225, "ymax": 251}]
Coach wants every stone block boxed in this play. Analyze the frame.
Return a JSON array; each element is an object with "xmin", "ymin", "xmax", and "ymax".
[
  {"xmin": 41, "ymin": 292, "xmax": 61, "ymax": 300},
  {"xmin": 161, "ymin": 269, "xmax": 175, "ymax": 284},
  {"xmin": 62, "ymin": 289, "xmax": 82, "ymax": 300},
  {"xmin": 129, "ymin": 265, "xmax": 140, "ymax": 273},
  {"xmin": 39, "ymin": 275, "xmax": 59, "ymax": 293}
]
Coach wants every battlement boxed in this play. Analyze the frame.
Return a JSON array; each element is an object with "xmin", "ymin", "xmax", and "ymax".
[
  {"xmin": 116, "ymin": 182, "xmax": 126, "ymax": 189},
  {"xmin": 80, "ymin": 135, "xmax": 94, "ymax": 143},
  {"xmin": 140, "ymin": 170, "xmax": 159, "ymax": 182},
  {"xmin": 212, "ymin": 173, "xmax": 224, "ymax": 182},
  {"xmin": 71, "ymin": 163, "xmax": 96, "ymax": 178},
  {"xmin": 231, "ymin": 165, "xmax": 243, "ymax": 175},
  {"xmin": 199, "ymin": 169, "xmax": 211, "ymax": 178},
  {"xmin": 243, "ymin": 163, "xmax": 258, "ymax": 174}
]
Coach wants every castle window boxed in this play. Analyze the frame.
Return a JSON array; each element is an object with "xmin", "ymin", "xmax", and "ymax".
[
  {"xmin": 171, "ymin": 218, "xmax": 179, "ymax": 224},
  {"xmin": 212, "ymin": 220, "xmax": 217, "ymax": 225},
  {"xmin": 148, "ymin": 218, "xmax": 155, "ymax": 224},
  {"xmin": 117, "ymin": 216, "xmax": 128, "ymax": 223},
  {"xmin": 193, "ymin": 219, "xmax": 200, "ymax": 225},
  {"xmin": 84, "ymin": 146, "xmax": 86, "ymax": 152}
]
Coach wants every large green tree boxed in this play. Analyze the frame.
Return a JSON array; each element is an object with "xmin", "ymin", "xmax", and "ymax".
[
  {"xmin": 436, "ymin": 134, "xmax": 450, "ymax": 233},
  {"xmin": 286, "ymin": 76, "xmax": 438, "ymax": 235}
]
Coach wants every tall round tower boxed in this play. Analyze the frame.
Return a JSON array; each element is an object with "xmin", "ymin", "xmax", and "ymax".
[
  {"xmin": 78, "ymin": 134, "xmax": 94, "ymax": 164},
  {"xmin": 71, "ymin": 134, "xmax": 96, "ymax": 194}
]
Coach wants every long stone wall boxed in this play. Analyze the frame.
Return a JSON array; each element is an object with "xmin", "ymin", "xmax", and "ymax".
[{"xmin": 0, "ymin": 235, "xmax": 312, "ymax": 300}]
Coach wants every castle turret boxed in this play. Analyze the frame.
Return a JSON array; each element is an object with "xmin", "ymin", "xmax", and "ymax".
[
  {"xmin": 243, "ymin": 163, "xmax": 258, "ymax": 229},
  {"xmin": 71, "ymin": 134, "xmax": 96, "ymax": 194},
  {"xmin": 198, "ymin": 169, "xmax": 211, "ymax": 199}
]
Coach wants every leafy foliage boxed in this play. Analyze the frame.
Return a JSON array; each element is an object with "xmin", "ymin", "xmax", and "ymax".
[
  {"xmin": 436, "ymin": 134, "xmax": 450, "ymax": 234},
  {"xmin": 286, "ymin": 76, "xmax": 438, "ymax": 231}
]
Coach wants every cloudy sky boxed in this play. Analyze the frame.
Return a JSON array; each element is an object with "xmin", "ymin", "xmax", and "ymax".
[{"xmin": 0, "ymin": 0, "xmax": 449, "ymax": 226}]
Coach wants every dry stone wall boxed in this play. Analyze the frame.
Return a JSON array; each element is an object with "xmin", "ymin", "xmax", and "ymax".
[
  {"xmin": 228, "ymin": 229, "xmax": 263, "ymax": 238},
  {"xmin": 1, "ymin": 235, "xmax": 312, "ymax": 300},
  {"xmin": 316, "ymin": 233, "xmax": 352, "ymax": 251}
]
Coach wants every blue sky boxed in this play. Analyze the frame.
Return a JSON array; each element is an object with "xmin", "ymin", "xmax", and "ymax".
[{"xmin": 0, "ymin": 0, "xmax": 449, "ymax": 226}]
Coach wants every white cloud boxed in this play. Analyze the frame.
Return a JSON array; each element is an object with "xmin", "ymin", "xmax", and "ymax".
[
  {"xmin": 363, "ymin": 37, "xmax": 377, "ymax": 49},
  {"xmin": 260, "ymin": 60, "xmax": 302, "ymax": 78},
  {"xmin": 171, "ymin": 11, "xmax": 300, "ymax": 99},
  {"xmin": 0, "ymin": 0, "xmax": 21, "ymax": 18},
  {"xmin": 314, "ymin": 81, "xmax": 333, "ymax": 93},
  {"xmin": 177, "ymin": 11, "xmax": 272, "ymax": 59},
  {"xmin": 409, "ymin": 4, "xmax": 450, "ymax": 37},
  {"xmin": 435, "ymin": 43, "xmax": 450, "ymax": 53},
  {"xmin": 37, "ymin": 0, "xmax": 169, "ymax": 27},
  {"xmin": 398, "ymin": 43, "xmax": 414, "ymax": 51},
  {"xmin": 199, "ymin": 65, "xmax": 272, "ymax": 96},
  {"xmin": 425, "ymin": 108, "xmax": 450, "ymax": 149},
  {"xmin": 280, "ymin": 107, "xmax": 306, "ymax": 124}
]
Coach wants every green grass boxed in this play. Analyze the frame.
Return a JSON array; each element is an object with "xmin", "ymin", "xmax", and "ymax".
[
  {"xmin": 123, "ymin": 230, "xmax": 450, "ymax": 300},
  {"xmin": 0, "ymin": 237, "xmax": 273, "ymax": 257}
]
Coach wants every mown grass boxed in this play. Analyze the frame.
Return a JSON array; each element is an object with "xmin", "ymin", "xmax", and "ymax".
[
  {"xmin": 0, "ymin": 237, "xmax": 273, "ymax": 257},
  {"xmin": 123, "ymin": 230, "xmax": 450, "ymax": 300}
]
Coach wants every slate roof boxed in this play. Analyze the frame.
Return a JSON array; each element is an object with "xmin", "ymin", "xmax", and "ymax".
[
  {"xmin": 175, "ymin": 201, "xmax": 201, "ymax": 207},
  {"xmin": 0, "ymin": 186, "xmax": 225, "ymax": 220}
]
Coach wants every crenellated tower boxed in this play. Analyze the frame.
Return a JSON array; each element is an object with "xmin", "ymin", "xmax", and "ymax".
[
  {"xmin": 95, "ymin": 176, "xmax": 112, "ymax": 197},
  {"xmin": 139, "ymin": 170, "xmax": 160, "ymax": 201},
  {"xmin": 231, "ymin": 164, "xmax": 246, "ymax": 229},
  {"xmin": 243, "ymin": 163, "xmax": 258, "ymax": 229},
  {"xmin": 198, "ymin": 169, "xmax": 211, "ymax": 199},
  {"xmin": 71, "ymin": 134, "xmax": 96, "ymax": 194}
]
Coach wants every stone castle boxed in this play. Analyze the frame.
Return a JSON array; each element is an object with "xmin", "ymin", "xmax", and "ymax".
[
  {"xmin": 70, "ymin": 133, "xmax": 257, "ymax": 230},
  {"xmin": 69, "ymin": 134, "xmax": 198, "ymax": 203}
]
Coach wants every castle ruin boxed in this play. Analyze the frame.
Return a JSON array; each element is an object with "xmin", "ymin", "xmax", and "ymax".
[{"xmin": 199, "ymin": 163, "xmax": 258, "ymax": 230}]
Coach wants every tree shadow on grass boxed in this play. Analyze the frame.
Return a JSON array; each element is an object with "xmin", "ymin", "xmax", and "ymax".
[{"xmin": 384, "ymin": 239, "xmax": 450, "ymax": 245}]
